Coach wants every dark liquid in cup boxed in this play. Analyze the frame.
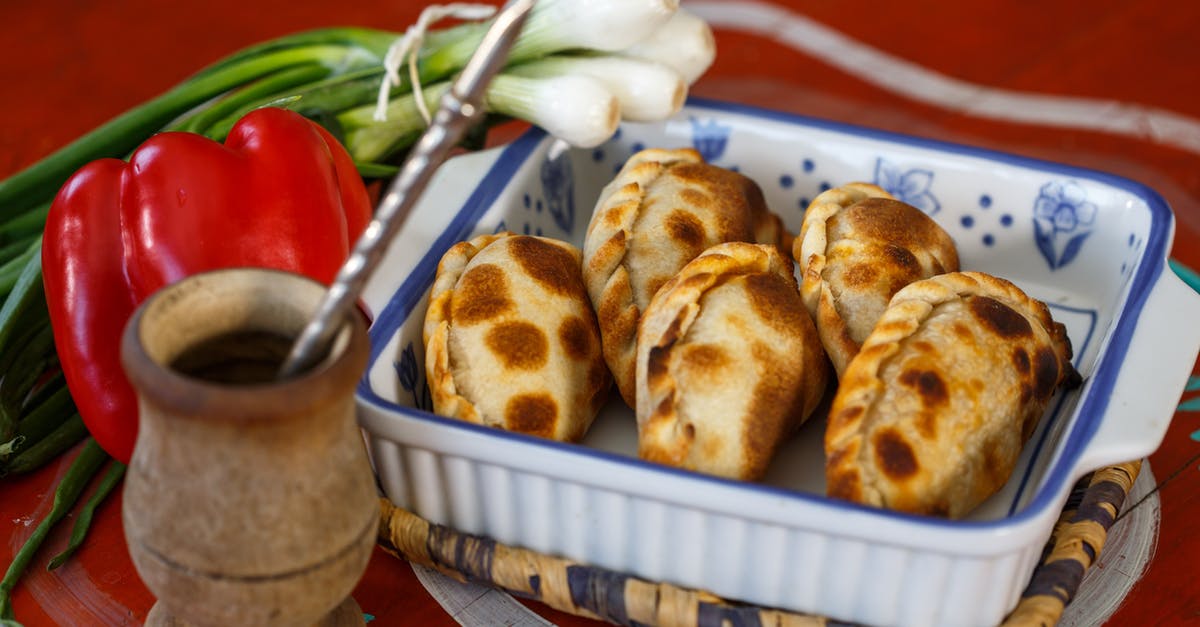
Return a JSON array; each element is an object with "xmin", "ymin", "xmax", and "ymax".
[{"xmin": 170, "ymin": 330, "xmax": 294, "ymax": 384}]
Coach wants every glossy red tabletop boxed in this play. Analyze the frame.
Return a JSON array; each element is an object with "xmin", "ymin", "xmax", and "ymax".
[{"xmin": 2, "ymin": 1, "xmax": 1198, "ymax": 625}]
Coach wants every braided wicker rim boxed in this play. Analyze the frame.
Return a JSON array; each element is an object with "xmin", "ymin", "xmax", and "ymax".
[{"xmin": 376, "ymin": 460, "xmax": 1141, "ymax": 627}]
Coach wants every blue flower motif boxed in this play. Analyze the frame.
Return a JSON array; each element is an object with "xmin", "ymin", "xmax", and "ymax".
[
  {"xmin": 1032, "ymin": 181, "xmax": 1097, "ymax": 270},
  {"xmin": 540, "ymin": 152, "xmax": 574, "ymax": 234},
  {"xmin": 873, "ymin": 158, "xmax": 940, "ymax": 215},
  {"xmin": 689, "ymin": 116, "xmax": 731, "ymax": 162},
  {"xmin": 394, "ymin": 342, "xmax": 431, "ymax": 411}
]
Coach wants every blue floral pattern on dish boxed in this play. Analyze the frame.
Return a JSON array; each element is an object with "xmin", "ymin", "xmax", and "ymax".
[
  {"xmin": 690, "ymin": 116, "xmax": 731, "ymax": 162},
  {"xmin": 873, "ymin": 158, "xmax": 940, "ymax": 215},
  {"xmin": 1033, "ymin": 181, "xmax": 1097, "ymax": 270},
  {"xmin": 395, "ymin": 341, "xmax": 431, "ymax": 411},
  {"xmin": 540, "ymin": 151, "xmax": 575, "ymax": 234}
]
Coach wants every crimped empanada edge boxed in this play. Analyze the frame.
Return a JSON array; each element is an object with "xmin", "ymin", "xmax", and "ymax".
[
  {"xmin": 582, "ymin": 148, "xmax": 705, "ymax": 405},
  {"xmin": 794, "ymin": 183, "xmax": 895, "ymax": 376},
  {"xmin": 635, "ymin": 243, "xmax": 783, "ymax": 469},
  {"xmin": 825, "ymin": 271, "xmax": 1076, "ymax": 513},
  {"xmin": 423, "ymin": 232, "xmax": 513, "ymax": 425}
]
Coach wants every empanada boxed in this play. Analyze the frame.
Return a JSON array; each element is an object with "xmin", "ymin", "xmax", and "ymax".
[
  {"xmin": 825, "ymin": 271, "xmax": 1079, "ymax": 518},
  {"xmin": 794, "ymin": 183, "xmax": 959, "ymax": 376},
  {"xmin": 636, "ymin": 242, "xmax": 830, "ymax": 481},
  {"xmin": 584, "ymin": 148, "xmax": 787, "ymax": 406},
  {"xmin": 424, "ymin": 233, "xmax": 611, "ymax": 442}
]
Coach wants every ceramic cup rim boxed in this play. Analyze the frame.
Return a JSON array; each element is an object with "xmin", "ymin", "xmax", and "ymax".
[{"xmin": 120, "ymin": 266, "xmax": 369, "ymax": 422}]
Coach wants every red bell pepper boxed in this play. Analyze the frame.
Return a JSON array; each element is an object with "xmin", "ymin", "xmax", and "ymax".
[{"xmin": 42, "ymin": 107, "xmax": 372, "ymax": 463}]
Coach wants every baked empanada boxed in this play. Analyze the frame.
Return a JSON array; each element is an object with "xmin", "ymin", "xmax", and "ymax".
[
  {"xmin": 424, "ymin": 233, "xmax": 611, "ymax": 442},
  {"xmin": 794, "ymin": 183, "xmax": 959, "ymax": 376},
  {"xmin": 825, "ymin": 271, "xmax": 1078, "ymax": 518},
  {"xmin": 584, "ymin": 148, "xmax": 787, "ymax": 406},
  {"xmin": 636, "ymin": 242, "xmax": 829, "ymax": 481}
]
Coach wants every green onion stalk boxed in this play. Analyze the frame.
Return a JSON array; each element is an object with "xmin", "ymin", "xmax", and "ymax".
[{"xmin": 0, "ymin": 0, "xmax": 713, "ymax": 615}]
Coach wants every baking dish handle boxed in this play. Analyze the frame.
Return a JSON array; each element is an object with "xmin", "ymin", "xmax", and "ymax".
[{"xmin": 1074, "ymin": 266, "xmax": 1200, "ymax": 473}]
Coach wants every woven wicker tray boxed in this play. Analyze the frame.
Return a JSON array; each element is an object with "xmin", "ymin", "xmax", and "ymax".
[{"xmin": 377, "ymin": 460, "xmax": 1141, "ymax": 627}]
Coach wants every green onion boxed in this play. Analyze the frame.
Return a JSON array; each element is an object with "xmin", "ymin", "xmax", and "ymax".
[
  {"xmin": 10, "ymin": 385, "xmax": 75, "ymax": 458},
  {"xmin": 0, "ymin": 241, "xmax": 44, "ymax": 360},
  {"xmin": 485, "ymin": 74, "xmax": 620, "ymax": 148},
  {"xmin": 2, "ymin": 414, "xmax": 88, "ymax": 476},
  {"xmin": 506, "ymin": 54, "xmax": 686, "ymax": 122},
  {"xmin": 342, "ymin": 70, "xmax": 623, "ymax": 163},
  {"xmin": 47, "ymin": 460, "xmax": 126, "ymax": 571},
  {"xmin": 0, "ymin": 439, "xmax": 107, "ymax": 620},
  {"xmin": 619, "ymin": 8, "xmax": 716, "ymax": 84}
]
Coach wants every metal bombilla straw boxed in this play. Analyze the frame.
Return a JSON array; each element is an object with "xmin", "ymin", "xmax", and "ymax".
[{"xmin": 277, "ymin": 0, "xmax": 535, "ymax": 380}]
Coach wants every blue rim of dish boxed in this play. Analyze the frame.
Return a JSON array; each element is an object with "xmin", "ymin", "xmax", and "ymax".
[{"xmin": 357, "ymin": 96, "xmax": 1172, "ymax": 530}]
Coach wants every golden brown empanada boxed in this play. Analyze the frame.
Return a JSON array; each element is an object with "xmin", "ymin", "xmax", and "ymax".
[
  {"xmin": 584, "ymin": 148, "xmax": 787, "ymax": 407},
  {"xmin": 424, "ymin": 232, "xmax": 611, "ymax": 442},
  {"xmin": 794, "ymin": 183, "xmax": 959, "ymax": 376},
  {"xmin": 825, "ymin": 271, "xmax": 1078, "ymax": 518},
  {"xmin": 636, "ymin": 242, "xmax": 830, "ymax": 481}
]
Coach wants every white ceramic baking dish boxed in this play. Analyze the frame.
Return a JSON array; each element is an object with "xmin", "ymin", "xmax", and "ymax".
[{"xmin": 355, "ymin": 99, "xmax": 1200, "ymax": 627}]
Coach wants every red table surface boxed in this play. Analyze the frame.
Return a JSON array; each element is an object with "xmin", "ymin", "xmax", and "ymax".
[{"xmin": 2, "ymin": 1, "xmax": 1199, "ymax": 625}]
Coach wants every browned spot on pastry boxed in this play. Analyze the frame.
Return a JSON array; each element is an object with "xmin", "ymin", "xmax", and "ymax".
[
  {"xmin": 451, "ymin": 263, "xmax": 512, "ymax": 325},
  {"xmin": 915, "ymin": 411, "xmax": 938, "ymax": 439},
  {"xmin": 665, "ymin": 209, "xmax": 706, "ymax": 256},
  {"xmin": 969, "ymin": 296, "xmax": 1032, "ymax": 338},
  {"xmin": 841, "ymin": 263, "xmax": 879, "ymax": 289},
  {"xmin": 898, "ymin": 369, "xmax": 948, "ymax": 407},
  {"xmin": 881, "ymin": 244, "xmax": 922, "ymax": 278},
  {"xmin": 509, "ymin": 236, "xmax": 585, "ymax": 298},
  {"xmin": 558, "ymin": 316, "xmax": 593, "ymax": 361},
  {"xmin": 670, "ymin": 162, "xmax": 718, "ymax": 186},
  {"xmin": 646, "ymin": 345, "xmax": 671, "ymax": 387},
  {"xmin": 873, "ymin": 428, "xmax": 918, "ymax": 480},
  {"xmin": 682, "ymin": 344, "xmax": 730, "ymax": 377},
  {"xmin": 826, "ymin": 449, "xmax": 862, "ymax": 501},
  {"xmin": 678, "ymin": 164, "xmax": 768, "ymax": 238},
  {"xmin": 676, "ymin": 186, "xmax": 715, "ymax": 213},
  {"xmin": 952, "ymin": 322, "xmax": 974, "ymax": 341},
  {"xmin": 651, "ymin": 394, "xmax": 674, "ymax": 421},
  {"xmin": 745, "ymin": 272, "xmax": 807, "ymax": 333},
  {"xmin": 1012, "ymin": 347, "xmax": 1031, "ymax": 374},
  {"xmin": 832, "ymin": 405, "xmax": 865, "ymax": 428},
  {"xmin": 486, "ymin": 321, "xmax": 549, "ymax": 370},
  {"xmin": 505, "ymin": 393, "xmax": 558, "ymax": 438},
  {"xmin": 846, "ymin": 198, "xmax": 953, "ymax": 253},
  {"xmin": 1033, "ymin": 347, "xmax": 1061, "ymax": 399},
  {"xmin": 911, "ymin": 340, "xmax": 936, "ymax": 354}
]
